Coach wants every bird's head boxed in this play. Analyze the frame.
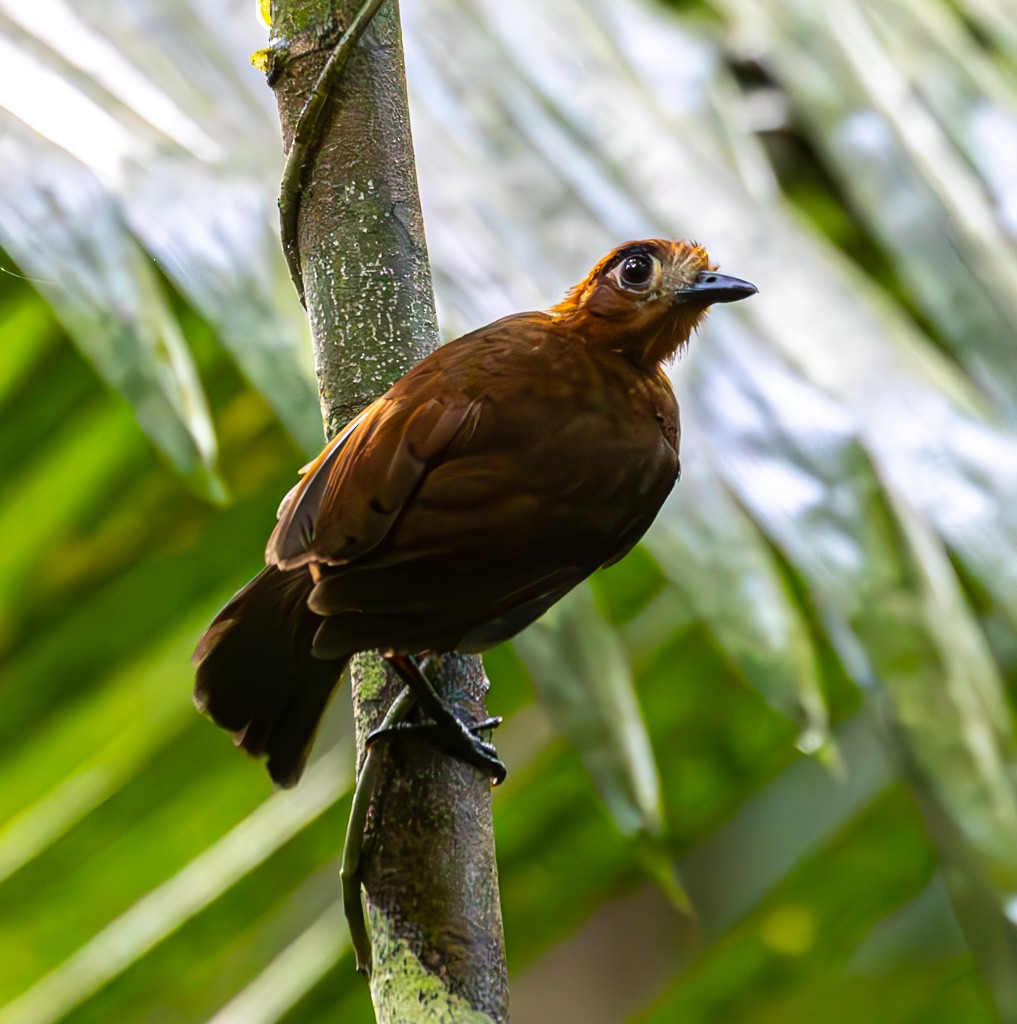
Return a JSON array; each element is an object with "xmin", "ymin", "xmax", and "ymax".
[{"xmin": 549, "ymin": 239, "xmax": 757, "ymax": 368}]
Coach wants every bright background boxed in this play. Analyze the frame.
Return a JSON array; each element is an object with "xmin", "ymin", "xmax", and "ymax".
[{"xmin": 2, "ymin": 0, "xmax": 1017, "ymax": 1021}]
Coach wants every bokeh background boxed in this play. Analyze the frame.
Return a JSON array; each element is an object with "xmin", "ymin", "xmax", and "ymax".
[{"xmin": 2, "ymin": 0, "xmax": 1017, "ymax": 1021}]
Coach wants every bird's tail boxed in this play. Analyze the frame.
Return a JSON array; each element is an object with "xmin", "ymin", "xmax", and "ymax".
[{"xmin": 193, "ymin": 566, "xmax": 349, "ymax": 787}]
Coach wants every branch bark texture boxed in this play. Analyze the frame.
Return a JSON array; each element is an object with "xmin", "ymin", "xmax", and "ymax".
[{"xmin": 266, "ymin": 2, "xmax": 508, "ymax": 1020}]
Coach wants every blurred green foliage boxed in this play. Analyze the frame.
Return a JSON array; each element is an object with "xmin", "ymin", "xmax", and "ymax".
[{"xmin": 2, "ymin": 0, "xmax": 1017, "ymax": 1022}]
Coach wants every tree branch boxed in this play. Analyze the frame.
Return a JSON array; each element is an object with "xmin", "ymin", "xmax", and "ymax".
[{"xmin": 265, "ymin": 1, "xmax": 508, "ymax": 1019}]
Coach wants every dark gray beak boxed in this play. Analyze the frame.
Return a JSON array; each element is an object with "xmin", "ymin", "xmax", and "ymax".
[{"xmin": 682, "ymin": 271, "xmax": 758, "ymax": 304}]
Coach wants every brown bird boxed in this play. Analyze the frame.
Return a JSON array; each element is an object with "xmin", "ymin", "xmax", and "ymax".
[{"xmin": 193, "ymin": 239, "xmax": 756, "ymax": 787}]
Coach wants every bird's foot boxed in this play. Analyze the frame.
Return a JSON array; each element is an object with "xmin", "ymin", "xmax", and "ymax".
[
  {"xmin": 367, "ymin": 714, "xmax": 506, "ymax": 785},
  {"xmin": 379, "ymin": 651, "xmax": 507, "ymax": 785}
]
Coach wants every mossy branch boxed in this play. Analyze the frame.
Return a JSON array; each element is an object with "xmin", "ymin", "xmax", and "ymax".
[{"xmin": 265, "ymin": 1, "xmax": 508, "ymax": 1020}]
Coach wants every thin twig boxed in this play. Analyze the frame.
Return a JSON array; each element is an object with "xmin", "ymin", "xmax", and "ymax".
[
  {"xmin": 339, "ymin": 684, "xmax": 416, "ymax": 978},
  {"xmin": 278, "ymin": 0, "xmax": 389, "ymax": 305}
]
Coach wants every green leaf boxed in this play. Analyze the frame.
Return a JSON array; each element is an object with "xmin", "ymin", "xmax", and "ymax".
[
  {"xmin": 645, "ymin": 471, "xmax": 829, "ymax": 753},
  {"xmin": 205, "ymin": 904, "xmax": 349, "ymax": 1024},
  {"xmin": 124, "ymin": 158, "xmax": 324, "ymax": 455},
  {"xmin": 0, "ymin": 126, "xmax": 222, "ymax": 498},
  {"xmin": 514, "ymin": 582, "xmax": 664, "ymax": 838},
  {"xmin": 0, "ymin": 745, "xmax": 351, "ymax": 1024},
  {"xmin": 718, "ymin": 0, "xmax": 1017, "ymax": 413}
]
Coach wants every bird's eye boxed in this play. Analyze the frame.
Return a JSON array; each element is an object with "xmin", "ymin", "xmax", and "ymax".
[{"xmin": 617, "ymin": 253, "xmax": 655, "ymax": 290}]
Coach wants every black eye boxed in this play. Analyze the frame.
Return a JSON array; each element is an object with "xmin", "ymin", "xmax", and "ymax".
[{"xmin": 618, "ymin": 253, "xmax": 654, "ymax": 289}]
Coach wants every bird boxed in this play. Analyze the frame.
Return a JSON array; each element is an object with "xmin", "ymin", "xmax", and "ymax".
[{"xmin": 193, "ymin": 239, "xmax": 757, "ymax": 787}]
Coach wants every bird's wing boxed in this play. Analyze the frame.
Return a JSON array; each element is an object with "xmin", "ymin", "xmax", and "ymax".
[{"xmin": 267, "ymin": 372, "xmax": 482, "ymax": 570}]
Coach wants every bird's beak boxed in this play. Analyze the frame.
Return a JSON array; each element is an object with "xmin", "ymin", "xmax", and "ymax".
[{"xmin": 680, "ymin": 271, "xmax": 758, "ymax": 304}]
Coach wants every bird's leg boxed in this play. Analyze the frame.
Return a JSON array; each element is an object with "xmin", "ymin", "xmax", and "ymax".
[
  {"xmin": 340, "ymin": 684, "xmax": 418, "ymax": 978},
  {"xmin": 370, "ymin": 651, "xmax": 507, "ymax": 785}
]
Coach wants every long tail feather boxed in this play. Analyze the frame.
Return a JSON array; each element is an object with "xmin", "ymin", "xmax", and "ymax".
[{"xmin": 193, "ymin": 566, "xmax": 349, "ymax": 787}]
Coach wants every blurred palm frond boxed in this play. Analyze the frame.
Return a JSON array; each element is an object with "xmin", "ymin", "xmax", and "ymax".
[{"xmin": 1, "ymin": 0, "xmax": 1016, "ymax": 1021}]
